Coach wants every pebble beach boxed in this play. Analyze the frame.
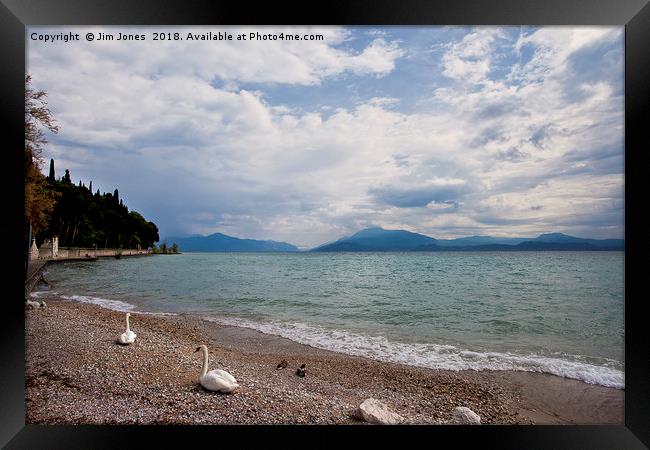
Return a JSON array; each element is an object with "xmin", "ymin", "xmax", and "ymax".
[{"xmin": 25, "ymin": 293, "xmax": 623, "ymax": 425}]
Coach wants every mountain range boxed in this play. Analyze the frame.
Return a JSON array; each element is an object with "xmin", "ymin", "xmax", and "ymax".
[
  {"xmin": 165, "ymin": 227, "xmax": 624, "ymax": 252},
  {"xmin": 309, "ymin": 228, "xmax": 624, "ymax": 252},
  {"xmin": 165, "ymin": 232, "xmax": 299, "ymax": 252}
]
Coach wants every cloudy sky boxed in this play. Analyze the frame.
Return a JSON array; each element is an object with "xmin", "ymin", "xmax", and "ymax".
[{"xmin": 28, "ymin": 26, "xmax": 624, "ymax": 248}]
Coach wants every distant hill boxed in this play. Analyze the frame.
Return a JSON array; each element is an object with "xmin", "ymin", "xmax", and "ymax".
[
  {"xmin": 311, "ymin": 227, "xmax": 437, "ymax": 252},
  {"xmin": 435, "ymin": 235, "xmax": 528, "ymax": 247},
  {"xmin": 166, "ymin": 232, "xmax": 299, "ymax": 252},
  {"xmin": 310, "ymin": 228, "xmax": 624, "ymax": 252}
]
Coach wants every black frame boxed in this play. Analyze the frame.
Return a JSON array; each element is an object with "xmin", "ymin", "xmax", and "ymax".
[{"xmin": 1, "ymin": 0, "xmax": 648, "ymax": 447}]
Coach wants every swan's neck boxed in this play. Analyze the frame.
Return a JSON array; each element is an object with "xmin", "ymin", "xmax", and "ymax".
[
  {"xmin": 200, "ymin": 346, "xmax": 209, "ymax": 377},
  {"xmin": 125, "ymin": 314, "xmax": 131, "ymax": 332}
]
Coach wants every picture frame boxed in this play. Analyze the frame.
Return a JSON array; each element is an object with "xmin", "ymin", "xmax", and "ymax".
[{"xmin": 2, "ymin": 0, "xmax": 648, "ymax": 447}]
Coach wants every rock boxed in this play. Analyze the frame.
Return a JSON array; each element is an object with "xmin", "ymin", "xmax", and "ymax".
[
  {"xmin": 358, "ymin": 398, "xmax": 404, "ymax": 425},
  {"xmin": 451, "ymin": 406, "xmax": 481, "ymax": 424},
  {"xmin": 26, "ymin": 300, "xmax": 44, "ymax": 310}
]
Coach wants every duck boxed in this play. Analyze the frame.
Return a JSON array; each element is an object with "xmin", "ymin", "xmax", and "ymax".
[
  {"xmin": 276, "ymin": 359, "xmax": 288, "ymax": 370},
  {"xmin": 194, "ymin": 344, "xmax": 239, "ymax": 393},
  {"xmin": 296, "ymin": 363, "xmax": 306, "ymax": 377},
  {"xmin": 118, "ymin": 312, "xmax": 137, "ymax": 345}
]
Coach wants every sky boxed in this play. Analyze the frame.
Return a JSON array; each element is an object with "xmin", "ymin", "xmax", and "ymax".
[{"xmin": 27, "ymin": 26, "xmax": 624, "ymax": 249}]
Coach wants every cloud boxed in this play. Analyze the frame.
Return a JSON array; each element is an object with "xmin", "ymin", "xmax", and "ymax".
[
  {"xmin": 441, "ymin": 28, "xmax": 505, "ymax": 84},
  {"xmin": 369, "ymin": 177, "xmax": 471, "ymax": 208},
  {"xmin": 28, "ymin": 26, "xmax": 624, "ymax": 246}
]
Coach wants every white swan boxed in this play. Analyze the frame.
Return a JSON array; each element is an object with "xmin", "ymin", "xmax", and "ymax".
[
  {"xmin": 118, "ymin": 312, "xmax": 137, "ymax": 345},
  {"xmin": 194, "ymin": 344, "xmax": 239, "ymax": 393}
]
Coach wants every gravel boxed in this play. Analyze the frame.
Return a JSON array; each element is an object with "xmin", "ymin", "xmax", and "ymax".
[{"xmin": 25, "ymin": 294, "xmax": 620, "ymax": 425}]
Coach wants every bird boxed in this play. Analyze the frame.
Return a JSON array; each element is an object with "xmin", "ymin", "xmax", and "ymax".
[
  {"xmin": 194, "ymin": 344, "xmax": 239, "ymax": 393},
  {"xmin": 118, "ymin": 312, "xmax": 137, "ymax": 345},
  {"xmin": 276, "ymin": 359, "xmax": 288, "ymax": 370},
  {"xmin": 296, "ymin": 364, "xmax": 306, "ymax": 377}
]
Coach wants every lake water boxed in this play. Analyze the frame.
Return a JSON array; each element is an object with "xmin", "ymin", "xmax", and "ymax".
[{"xmin": 39, "ymin": 251, "xmax": 625, "ymax": 388}]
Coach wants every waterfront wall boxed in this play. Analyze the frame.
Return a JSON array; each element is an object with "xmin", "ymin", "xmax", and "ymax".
[{"xmin": 33, "ymin": 244, "xmax": 150, "ymax": 260}]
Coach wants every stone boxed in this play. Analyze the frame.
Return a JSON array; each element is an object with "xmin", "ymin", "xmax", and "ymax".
[
  {"xmin": 451, "ymin": 406, "xmax": 481, "ymax": 424},
  {"xmin": 358, "ymin": 398, "xmax": 404, "ymax": 425},
  {"xmin": 25, "ymin": 299, "xmax": 43, "ymax": 310}
]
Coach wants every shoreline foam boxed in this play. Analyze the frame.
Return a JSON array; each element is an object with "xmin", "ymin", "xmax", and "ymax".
[
  {"xmin": 35, "ymin": 286, "xmax": 622, "ymax": 389},
  {"xmin": 25, "ymin": 293, "xmax": 624, "ymax": 425},
  {"xmin": 203, "ymin": 315, "xmax": 624, "ymax": 389}
]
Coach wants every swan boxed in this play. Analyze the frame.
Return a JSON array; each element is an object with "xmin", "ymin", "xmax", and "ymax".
[
  {"xmin": 194, "ymin": 344, "xmax": 239, "ymax": 393},
  {"xmin": 118, "ymin": 312, "xmax": 137, "ymax": 345}
]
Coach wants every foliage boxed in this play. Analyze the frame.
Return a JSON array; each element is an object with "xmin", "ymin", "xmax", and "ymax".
[
  {"xmin": 151, "ymin": 241, "xmax": 179, "ymax": 254},
  {"xmin": 36, "ymin": 165, "xmax": 160, "ymax": 249},
  {"xmin": 26, "ymin": 75, "xmax": 160, "ymax": 250},
  {"xmin": 25, "ymin": 75, "xmax": 59, "ymax": 235}
]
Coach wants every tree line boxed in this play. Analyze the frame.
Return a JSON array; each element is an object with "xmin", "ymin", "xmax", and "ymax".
[
  {"xmin": 40, "ymin": 161, "xmax": 160, "ymax": 249},
  {"xmin": 25, "ymin": 74, "xmax": 164, "ymax": 251}
]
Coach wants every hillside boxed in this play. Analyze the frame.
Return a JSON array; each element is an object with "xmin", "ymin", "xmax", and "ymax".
[{"xmin": 166, "ymin": 232, "xmax": 299, "ymax": 252}]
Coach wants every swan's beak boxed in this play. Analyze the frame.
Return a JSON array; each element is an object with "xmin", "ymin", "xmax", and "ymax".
[{"xmin": 193, "ymin": 347, "xmax": 201, "ymax": 353}]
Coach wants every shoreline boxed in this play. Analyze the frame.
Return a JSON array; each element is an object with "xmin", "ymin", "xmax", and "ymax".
[{"xmin": 25, "ymin": 293, "xmax": 623, "ymax": 425}]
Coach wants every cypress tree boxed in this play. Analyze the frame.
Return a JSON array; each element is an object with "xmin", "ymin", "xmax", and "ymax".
[
  {"xmin": 48, "ymin": 159, "xmax": 55, "ymax": 181},
  {"xmin": 114, "ymin": 189, "xmax": 119, "ymax": 204},
  {"xmin": 89, "ymin": 181, "xmax": 92, "ymax": 192},
  {"xmin": 62, "ymin": 169, "xmax": 71, "ymax": 184}
]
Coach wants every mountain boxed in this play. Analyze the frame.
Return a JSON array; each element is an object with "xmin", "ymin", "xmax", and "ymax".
[
  {"xmin": 311, "ymin": 228, "xmax": 624, "ymax": 252},
  {"xmin": 435, "ymin": 235, "xmax": 528, "ymax": 247},
  {"xmin": 310, "ymin": 227, "xmax": 437, "ymax": 252},
  {"xmin": 166, "ymin": 232, "xmax": 299, "ymax": 252},
  {"xmin": 534, "ymin": 233, "xmax": 624, "ymax": 248},
  {"xmin": 415, "ymin": 241, "xmax": 622, "ymax": 251}
]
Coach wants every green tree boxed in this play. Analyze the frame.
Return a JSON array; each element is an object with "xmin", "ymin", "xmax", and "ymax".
[
  {"xmin": 171, "ymin": 242, "xmax": 179, "ymax": 253},
  {"xmin": 48, "ymin": 158, "xmax": 55, "ymax": 181},
  {"xmin": 25, "ymin": 75, "xmax": 59, "ymax": 236},
  {"xmin": 38, "ymin": 164, "xmax": 160, "ymax": 249}
]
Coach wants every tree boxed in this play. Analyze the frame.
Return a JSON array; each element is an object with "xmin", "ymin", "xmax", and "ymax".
[
  {"xmin": 62, "ymin": 169, "xmax": 71, "ymax": 184},
  {"xmin": 160, "ymin": 240, "xmax": 168, "ymax": 254},
  {"xmin": 48, "ymin": 158, "xmax": 55, "ymax": 181},
  {"xmin": 171, "ymin": 242, "xmax": 179, "ymax": 253},
  {"xmin": 25, "ymin": 74, "xmax": 59, "ymax": 236},
  {"xmin": 38, "ymin": 165, "xmax": 160, "ymax": 249}
]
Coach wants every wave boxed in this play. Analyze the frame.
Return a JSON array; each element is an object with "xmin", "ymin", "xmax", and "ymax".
[
  {"xmin": 30, "ymin": 290, "xmax": 55, "ymax": 298},
  {"xmin": 59, "ymin": 294, "xmax": 177, "ymax": 316},
  {"xmin": 204, "ymin": 316, "xmax": 624, "ymax": 389}
]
